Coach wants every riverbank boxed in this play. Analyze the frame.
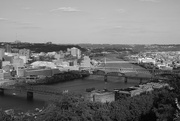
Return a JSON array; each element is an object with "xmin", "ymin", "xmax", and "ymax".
[
  {"xmin": 26, "ymin": 70, "xmax": 90, "ymax": 85},
  {"xmin": 0, "ymin": 79, "xmax": 17, "ymax": 87}
]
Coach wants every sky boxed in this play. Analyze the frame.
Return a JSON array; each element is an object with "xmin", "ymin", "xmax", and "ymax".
[{"xmin": 0, "ymin": 0, "xmax": 180, "ymax": 44}]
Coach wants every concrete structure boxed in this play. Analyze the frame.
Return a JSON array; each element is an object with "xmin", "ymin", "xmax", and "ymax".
[
  {"xmin": 114, "ymin": 82, "xmax": 170, "ymax": 100},
  {"xmin": 2, "ymin": 65, "xmax": 13, "ymax": 72},
  {"xmin": 70, "ymin": 47, "xmax": 81, "ymax": 59},
  {"xmin": 71, "ymin": 47, "xmax": 77, "ymax": 57},
  {"xmin": 3, "ymin": 72, "xmax": 11, "ymax": 79},
  {"xmin": 17, "ymin": 67, "xmax": 25, "ymax": 77},
  {"xmin": 81, "ymin": 56, "xmax": 91, "ymax": 67},
  {"xmin": 138, "ymin": 57, "xmax": 156, "ymax": 65},
  {"xmin": 69, "ymin": 61, "xmax": 74, "ymax": 66},
  {"xmin": 73, "ymin": 59, "xmax": 77, "ymax": 66},
  {"xmin": 5, "ymin": 44, "xmax": 11, "ymax": 53},
  {"xmin": 0, "ymin": 60, "xmax": 2, "ymax": 69},
  {"xmin": 31, "ymin": 61, "xmax": 56, "ymax": 69},
  {"xmin": 67, "ymin": 48, "xmax": 71, "ymax": 52},
  {"xmin": 2, "ymin": 61, "xmax": 10, "ymax": 67},
  {"xmin": 53, "ymin": 59, "xmax": 63, "ymax": 66},
  {"xmin": 19, "ymin": 49, "xmax": 31, "ymax": 59},
  {"xmin": 12, "ymin": 57, "xmax": 24, "ymax": 70},
  {"xmin": 63, "ymin": 66, "xmax": 79, "ymax": 71},
  {"xmin": 3, "ymin": 55, "xmax": 14, "ymax": 63},
  {"xmin": 25, "ymin": 68, "xmax": 60, "ymax": 77},
  {"xmin": 0, "ymin": 48, "xmax": 5, "ymax": 61},
  {"xmin": 0, "ymin": 73, "xmax": 3, "ymax": 79},
  {"xmin": 54, "ymin": 53, "xmax": 61, "ymax": 60},
  {"xmin": 19, "ymin": 55, "xmax": 28, "ymax": 63},
  {"xmin": 0, "ymin": 71, "xmax": 12, "ymax": 79},
  {"xmin": 54, "ymin": 53, "xmax": 65, "ymax": 60},
  {"xmin": 156, "ymin": 64, "xmax": 173, "ymax": 70},
  {"xmin": 77, "ymin": 49, "xmax": 81, "ymax": 59},
  {"xmin": 86, "ymin": 90, "xmax": 115, "ymax": 103},
  {"xmin": 62, "ymin": 61, "xmax": 69, "ymax": 67}
]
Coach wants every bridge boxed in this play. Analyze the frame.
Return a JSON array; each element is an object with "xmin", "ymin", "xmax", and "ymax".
[
  {"xmin": 80, "ymin": 66, "xmax": 180, "ymax": 76},
  {"xmin": 0, "ymin": 82, "xmax": 63, "ymax": 100},
  {"xmin": 0, "ymin": 67, "xmax": 179, "ymax": 100},
  {"xmin": 87, "ymin": 58, "xmax": 180, "ymax": 76},
  {"xmin": 80, "ymin": 66, "xmax": 180, "ymax": 83}
]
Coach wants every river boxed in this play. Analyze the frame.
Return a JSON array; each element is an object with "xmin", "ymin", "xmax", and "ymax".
[{"xmin": 0, "ymin": 57, "xmax": 151, "ymax": 112}]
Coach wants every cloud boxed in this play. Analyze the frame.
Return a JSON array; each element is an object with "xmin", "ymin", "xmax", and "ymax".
[
  {"xmin": 50, "ymin": 7, "xmax": 80, "ymax": 12},
  {"xmin": 0, "ymin": 18, "xmax": 8, "ymax": 21},
  {"xmin": 117, "ymin": 9, "xmax": 125, "ymax": 13},
  {"xmin": 20, "ymin": 22, "xmax": 33, "ymax": 25},
  {"xmin": 140, "ymin": 0, "xmax": 160, "ymax": 2},
  {"xmin": 0, "ymin": 18, "xmax": 18, "ymax": 24},
  {"xmin": 114, "ymin": 26, "xmax": 123, "ymax": 29},
  {"xmin": 0, "ymin": 17, "xmax": 33, "ymax": 26},
  {"xmin": 18, "ymin": 26, "xmax": 41, "ymax": 29},
  {"xmin": 22, "ymin": 7, "xmax": 32, "ymax": 10}
]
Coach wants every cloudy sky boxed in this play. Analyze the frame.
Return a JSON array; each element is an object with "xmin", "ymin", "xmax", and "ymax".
[{"xmin": 0, "ymin": 0, "xmax": 180, "ymax": 44}]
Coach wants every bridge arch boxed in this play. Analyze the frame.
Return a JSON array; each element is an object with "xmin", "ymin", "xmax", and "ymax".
[
  {"xmin": 93, "ymin": 69, "xmax": 106, "ymax": 75},
  {"xmin": 106, "ymin": 71, "xmax": 125, "ymax": 77},
  {"xmin": 154, "ymin": 70, "xmax": 176, "ymax": 76}
]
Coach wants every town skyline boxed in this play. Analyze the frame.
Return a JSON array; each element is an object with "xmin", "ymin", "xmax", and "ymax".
[{"xmin": 1, "ymin": 0, "xmax": 180, "ymax": 44}]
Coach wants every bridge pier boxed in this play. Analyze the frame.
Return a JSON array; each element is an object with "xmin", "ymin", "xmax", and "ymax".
[
  {"xmin": 27, "ymin": 91, "xmax": 33, "ymax": 100},
  {"xmin": 124, "ymin": 77, "xmax": 128, "ymax": 83},
  {"xmin": 139, "ymin": 78, "xmax": 142, "ymax": 84},
  {"xmin": 0, "ymin": 88, "xmax": 4, "ymax": 95},
  {"xmin": 104, "ymin": 74, "xmax": 107, "ymax": 82}
]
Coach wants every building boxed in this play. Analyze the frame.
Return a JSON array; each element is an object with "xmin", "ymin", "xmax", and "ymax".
[
  {"xmin": 86, "ymin": 90, "xmax": 115, "ymax": 103},
  {"xmin": 12, "ymin": 57, "xmax": 24, "ymax": 70},
  {"xmin": 0, "ymin": 69, "xmax": 12, "ymax": 79},
  {"xmin": 53, "ymin": 59, "xmax": 63, "ymax": 66},
  {"xmin": 19, "ymin": 55, "xmax": 28, "ymax": 63},
  {"xmin": 2, "ymin": 65, "xmax": 13, "ymax": 72},
  {"xmin": 0, "ymin": 60, "xmax": 2, "ymax": 69},
  {"xmin": 67, "ymin": 48, "xmax": 71, "ymax": 52},
  {"xmin": 70, "ymin": 47, "xmax": 81, "ymax": 59},
  {"xmin": 25, "ymin": 68, "xmax": 60, "ymax": 77},
  {"xmin": 17, "ymin": 67, "xmax": 25, "ymax": 77},
  {"xmin": 54, "ymin": 53, "xmax": 65, "ymax": 60},
  {"xmin": 11, "ymin": 48, "xmax": 19, "ymax": 53},
  {"xmin": 114, "ymin": 82, "xmax": 169, "ymax": 100},
  {"xmin": 138, "ymin": 57, "xmax": 156, "ymax": 65},
  {"xmin": 3, "ymin": 55, "xmax": 14, "ymax": 63},
  {"xmin": 81, "ymin": 56, "xmax": 91, "ymax": 67},
  {"xmin": 5, "ymin": 44, "xmax": 11, "ymax": 53},
  {"xmin": 70, "ymin": 47, "xmax": 77, "ymax": 57},
  {"xmin": 77, "ymin": 49, "xmax": 81, "ymax": 59},
  {"xmin": 0, "ymin": 48, "xmax": 5, "ymax": 61},
  {"xmin": 31, "ymin": 61, "xmax": 56, "ymax": 69},
  {"xmin": 2, "ymin": 61, "xmax": 10, "ymax": 67},
  {"xmin": 19, "ymin": 49, "xmax": 31, "ymax": 59}
]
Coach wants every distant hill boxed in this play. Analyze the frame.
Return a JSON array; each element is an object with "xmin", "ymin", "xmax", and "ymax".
[
  {"xmin": 79, "ymin": 44, "xmax": 180, "ymax": 52},
  {"xmin": 0, "ymin": 42, "xmax": 87, "ymax": 53}
]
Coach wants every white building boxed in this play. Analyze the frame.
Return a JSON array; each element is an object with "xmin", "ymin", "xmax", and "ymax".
[
  {"xmin": 81, "ymin": 56, "xmax": 91, "ymax": 67},
  {"xmin": 70, "ymin": 47, "xmax": 81, "ymax": 59},
  {"xmin": 139, "ymin": 57, "xmax": 156, "ymax": 65},
  {"xmin": 19, "ymin": 49, "xmax": 31, "ymax": 59},
  {"xmin": 12, "ymin": 57, "xmax": 24, "ymax": 70},
  {"xmin": 0, "ymin": 48, "xmax": 5, "ymax": 60},
  {"xmin": 19, "ymin": 55, "xmax": 28, "ymax": 63}
]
